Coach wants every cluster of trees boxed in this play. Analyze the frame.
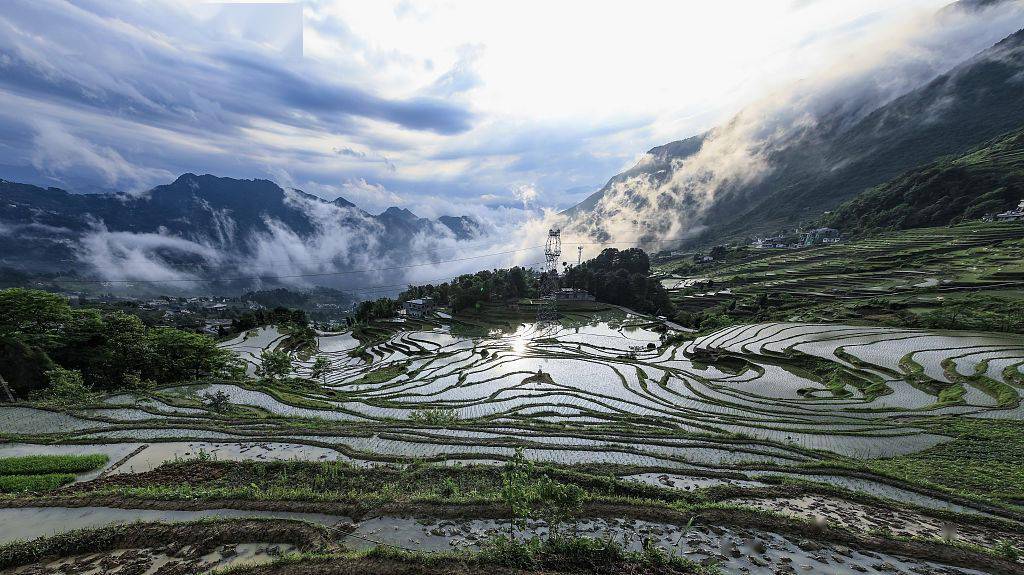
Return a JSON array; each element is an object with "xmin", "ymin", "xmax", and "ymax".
[
  {"xmin": 561, "ymin": 248, "xmax": 673, "ymax": 315},
  {"xmin": 232, "ymin": 307, "xmax": 308, "ymax": 332},
  {"xmin": 918, "ymin": 296, "xmax": 1024, "ymax": 334},
  {"xmin": 354, "ymin": 298, "xmax": 400, "ymax": 323},
  {"xmin": 0, "ymin": 288, "xmax": 235, "ymax": 400},
  {"xmin": 399, "ymin": 267, "xmax": 536, "ymax": 313},
  {"xmin": 241, "ymin": 288, "xmax": 311, "ymax": 309}
]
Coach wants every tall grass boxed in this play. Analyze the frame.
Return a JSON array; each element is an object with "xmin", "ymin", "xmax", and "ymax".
[
  {"xmin": 0, "ymin": 454, "xmax": 108, "ymax": 476},
  {"xmin": 0, "ymin": 473, "xmax": 75, "ymax": 493}
]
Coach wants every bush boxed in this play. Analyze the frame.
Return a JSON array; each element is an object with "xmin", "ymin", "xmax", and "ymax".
[
  {"xmin": 994, "ymin": 540, "xmax": 1019, "ymax": 561},
  {"xmin": 202, "ymin": 390, "xmax": 232, "ymax": 412},
  {"xmin": 408, "ymin": 408, "xmax": 460, "ymax": 426},
  {"xmin": 33, "ymin": 367, "xmax": 91, "ymax": 403},
  {"xmin": 479, "ymin": 535, "xmax": 542, "ymax": 569}
]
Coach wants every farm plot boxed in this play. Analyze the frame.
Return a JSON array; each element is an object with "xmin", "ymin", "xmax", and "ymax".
[{"xmin": 9, "ymin": 315, "xmax": 1022, "ymax": 479}]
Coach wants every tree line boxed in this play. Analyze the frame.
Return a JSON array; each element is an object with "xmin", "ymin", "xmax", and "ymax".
[
  {"xmin": 0, "ymin": 288, "xmax": 236, "ymax": 401},
  {"xmin": 561, "ymin": 248, "xmax": 673, "ymax": 315},
  {"xmin": 399, "ymin": 267, "xmax": 536, "ymax": 313}
]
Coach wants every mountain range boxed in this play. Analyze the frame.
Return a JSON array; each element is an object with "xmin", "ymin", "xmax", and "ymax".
[
  {"xmin": 565, "ymin": 17, "xmax": 1024, "ymax": 246},
  {"xmin": 0, "ymin": 173, "xmax": 481, "ymax": 277}
]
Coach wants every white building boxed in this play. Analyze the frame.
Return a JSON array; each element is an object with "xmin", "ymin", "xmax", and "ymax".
[
  {"xmin": 554, "ymin": 288, "xmax": 595, "ymax": 302},
  {"xmin": 403, "ymin": 297, "xmax": 435, "ymax": 318},
  {"xmin": 996, "ymin": 200, "xmax": 1024, "ymax": 222}
]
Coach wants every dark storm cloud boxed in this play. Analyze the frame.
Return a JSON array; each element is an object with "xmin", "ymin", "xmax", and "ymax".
[
  {"xmin": 0, "ymin": 0, "xmax": 482, "ymax": 199},
  {"xmin": 0, "ymin": 2, "xmax": 471, "ymax": 137}
]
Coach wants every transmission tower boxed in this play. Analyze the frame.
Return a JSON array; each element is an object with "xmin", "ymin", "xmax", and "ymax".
[
  {"xmin": 577, "ymin": 245, "xmax": 583, "ymax": 266},
  {"xmin": 537, "ymin": 228, "xmax": 562, "ymax": 322}
]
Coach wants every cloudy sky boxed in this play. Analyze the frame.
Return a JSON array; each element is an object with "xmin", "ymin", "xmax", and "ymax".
[{"xmin": 0, "ymin": 0, "xmax": 971, "ymax": 216}]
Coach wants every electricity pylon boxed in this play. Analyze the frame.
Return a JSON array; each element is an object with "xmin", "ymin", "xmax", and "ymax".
[{"xmin": 537, "ymin": 228, "xmax": 561, "ymax": 322}]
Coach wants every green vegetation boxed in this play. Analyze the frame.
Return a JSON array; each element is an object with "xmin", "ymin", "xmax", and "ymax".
[
  {"xmin": 823, "ymin": 126, "xmax": 1024, "ymax": 237},
  {"xmin": 257, "ymin": 349, "xmax": 293, "ymax": 383},
  {"xmin": 232, "ymin": 307, "xmax": 309, "ymax": 334},
  {"xmin": 0, "ymin": 454, "xmax": 108, "ymax": 475},
  {"xmin": 310, "ymin": 356, "xmax": 333, "ymax": 385},
  {"xmin": 354, "ymin": 297, "xmax": 400, "ymax": 323},
  {"xmin": 35, "ymin": 367, "xmax": 91, "ymax": 403},
  {"xmin": 0, "ymin": 454, "xmax": 107, "ymax": 494},
  {"xmin": 351, "ymin": 364, "xmax": 407, "ymax": 385},
  {"xmin": 401, "ymin": 266, "xmax": 535, "ymax": 313},
  {"xmin": 919, "ymin": 296, "xmax": 1024, "ymax": 333},
  {"xmin": 861, "ymin": 418, "xmax": 1024, "ymax": 502},
  {"xmin": 475, "ymin": 535, "xmax": 715, "ymax": 573},
  {"xmin": 656, "ymin": 221, "xmax": 1024, "ymax": 333},
  {"xmin": 562, "ymin": 248, "xmax": 673, "ymax": 315},
  {"xmin": 0, "ymin": 473, "xmax": 75, "ymax": 493},
  {"xmin": 408, "ymin": 407, "xmax": 460, "ymax": 426},
  {"xmin": 0, "ymin": 288, "xmax": 236, "ymax": 399}
]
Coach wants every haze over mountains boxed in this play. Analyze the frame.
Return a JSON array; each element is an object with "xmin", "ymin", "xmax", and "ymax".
[
  {"xmin": 563, "ymin": 0, "xmax": 1024, "ymax": 247},
  {"xmin": 0, "ymin": 173, "xmax": 483, "ymax": 288},
  {"xmin": 1, "ymin": 0, "xmax": 1024, "ymax": 293}
]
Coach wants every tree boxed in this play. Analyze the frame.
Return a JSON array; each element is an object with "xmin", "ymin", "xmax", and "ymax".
[
  {"xmin": 355, "ymin": 298, "xmax": 399, "ymax": 323},
  {"xmin": 310, "ymin": 356, "xmax": 334, "ymax": 385},
  {"xmin": 36, "ymin": 367, "xmax": 90, "ymax": 403},
  {"xmin": 91, "ymin": 311, "xmax": 148, "ymax": 388},
  {"xmin": 202, "ymin": 390, "xmax": 231, "ymax": 412},
  {"xmin": 501, "ymin": 447, "xmax": 536, "ymax": 541},
  {"xmin": 0, "ymin": 289, "xmax": 234, "ymax": 393},
  {"xmin": 257, "ymin": 349, "xmax": 292, "ymax": 382},
  {"xmin": 145, "ymin": 328, "xmax": 230, "ymax": 382},
  {"xmin": 535, "ymin": 475, "xmax": 586, "ymax": 539},
  {"xmin": 0, "ymin": 288, "xmax": 72, "ymax": 349},
  {"xmin": 561, "ymin": 248, "xmax": 672, "ymax": 314},
  {"xmin": 0, "ymin": 337, "xmax": 55, "ymax": 398}
]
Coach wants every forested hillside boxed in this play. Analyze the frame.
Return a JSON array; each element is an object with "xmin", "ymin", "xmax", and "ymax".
[{"xmin": 822, "ymin": 126, "xmax": 1024, "ymax": 235}]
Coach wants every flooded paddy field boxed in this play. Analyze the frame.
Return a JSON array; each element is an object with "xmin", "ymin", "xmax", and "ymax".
[
  {"xmin": 3, "ymin": 310, "xmax": 1024, "ymax": 573},
  {"xmin": 0, "ymin": 506, "xmax": 1002, "ymax": 575},
  {"xmin": 5, "ymin": 542, "xmax": 295, "ymax": 575},
  {"xmin": 5, "ymin": 315, "xmax": 1023, "ymax": 471}
]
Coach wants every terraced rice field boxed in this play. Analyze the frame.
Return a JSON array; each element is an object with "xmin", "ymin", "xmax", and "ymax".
[
  {"xmin": 4, "ymin": 311, "xmax": 1024, "ymax": 573},
  {"xmin": 6, "ymin": 313, "xmax": 1022, "ymax": 474},
  {"xmin": 661, "ymin": 222, "xmax": 1024, "ymax": 316}
]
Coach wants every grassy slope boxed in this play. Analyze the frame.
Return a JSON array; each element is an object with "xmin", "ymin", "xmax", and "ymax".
[
  {"xmin": 822, "ymin": 126, "xmax": 1024, "ymax": 236},
  {"xmin": 863, "ymin": 418, "xmax": 1024, "ymax": 502},
  {"xmin": 657, "ymin": 221, "xmax": 1024, "ymax": 331}
]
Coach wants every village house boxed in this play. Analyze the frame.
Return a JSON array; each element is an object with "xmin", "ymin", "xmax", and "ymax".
[
  {"xmin": 554, "ymin": 288, "xmax": 596, "ymax": 302},
  {"xmin": 403, "ymin": 297, "xmax": 435, "ymax": 318},
  {"xmin": 201, "ymin": 319, "xmax": 233, "ymax": 335}
]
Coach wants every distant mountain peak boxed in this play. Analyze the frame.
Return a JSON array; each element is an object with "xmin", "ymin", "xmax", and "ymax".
[
  {"xmin": 380, "ymin": 206, "xmax": 418, "ymax": 219},
  {"xmin": 332, "ymin": 196, "xmax": 356, "ymax": 208}
]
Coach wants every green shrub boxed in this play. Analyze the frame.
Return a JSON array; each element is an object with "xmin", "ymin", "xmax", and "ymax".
[
  {"xmin": 33, "ymin": 367, "xmax": 91, "ymax": 403},
  {"xmin": 408, "ymin": 408, "xmax": 459, "ymax": 426},
  {"xmin": 479, "ymin": 535, "xmax": 542, "ymax": 569},
  {"xmin": 994, "ymin": 540, "xmax": 1019, "ymax": 561}
]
